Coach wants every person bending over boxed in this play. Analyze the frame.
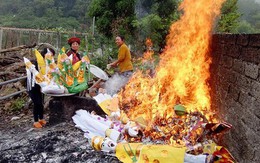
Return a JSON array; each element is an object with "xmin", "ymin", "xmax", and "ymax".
[{"xmin": 107, "ymin": 35, "xmax": 133, "ymax": 78}]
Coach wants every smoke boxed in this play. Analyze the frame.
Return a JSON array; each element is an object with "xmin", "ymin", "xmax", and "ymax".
[{"xmin": 104, "ymin": 73, "xmax": 129, "ymax": 95}]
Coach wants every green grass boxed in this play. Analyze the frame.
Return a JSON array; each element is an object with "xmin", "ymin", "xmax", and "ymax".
[{"xmin": 11, "ymin": 97, "xmax": 26, "ymax": 112}]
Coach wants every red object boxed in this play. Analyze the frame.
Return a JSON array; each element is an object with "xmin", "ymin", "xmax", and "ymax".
[
  {"xmin": 68, "ymin": 37, "xmax": 80, "ymax": 45},
  {"xmin": 66, "ymin": 50, "xmax": 80, "ymax": 65},
  {"xmin": 72, "ymin": 53, "xmax": 80, "ymax": 65}
]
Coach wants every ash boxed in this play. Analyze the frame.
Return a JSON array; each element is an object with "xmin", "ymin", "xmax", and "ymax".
[{"xmin": 0, "ymin": 122, "xmax": 121, "ymax": 163}]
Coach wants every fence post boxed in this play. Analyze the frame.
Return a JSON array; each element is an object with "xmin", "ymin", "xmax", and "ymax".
[
  {"xmin": 56, "ymin": 32, "xmax": 60, "ymax": 50},
  {"xmin": 0, "ymin": 28, "xmax": 3, "ymax": 50},
  {"xmin": 85, "ymin": 34, "xmax": 88, "ymax": 53},
  {"xmin": 38, "ymin": 32, "xmax": 41, "ymax": 44},
  {"xmin": 92, "ymin": 16, "xmax": 95, "ymax": 36}
]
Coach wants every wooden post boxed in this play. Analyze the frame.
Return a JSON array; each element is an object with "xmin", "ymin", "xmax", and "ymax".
[
  {"xmin": 38, "ymin": 32, "xmax": 41, "ymax": 44},
  {"xmin": 19, "ymin": 31, "xmax": 22, "ymax": 45},
  {"xmin": 85, "ymin": 34, "xmax": 88, "ymax": 52},
  {"xmin": 56, "ymin": 32, "xmax": 59, "ymax": 50},
  {"xmin": 92, "ymin": 16, "xmax": 95, "ymax": 36},
  {"xmin": 16, "ymin": 31, "xmax": 19, "ymax": 47},
  {"xmin": 59, "ymin": 33, "xmax": 61, "ymax": 50},
  {"xmin": 0, "ymin": 28, "xmax": 3, "ymax": 50}
]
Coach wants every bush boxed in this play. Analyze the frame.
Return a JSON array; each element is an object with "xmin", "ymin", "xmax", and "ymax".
[{"xmin": 11, "ymin": 97, "xmax": 26, "ymax": 112}]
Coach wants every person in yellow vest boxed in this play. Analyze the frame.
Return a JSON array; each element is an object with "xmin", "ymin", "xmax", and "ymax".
[{"xmin": 107, "ymin": 35, "xmax": 133, "ymax": 77}]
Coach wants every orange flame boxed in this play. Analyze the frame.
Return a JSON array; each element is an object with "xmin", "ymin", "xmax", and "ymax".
[
  {"xmin": 119, "ymin": 0, "xmax": 225, "ymax": 127},
  {"xmin": 143, "ymin": 38, "xmax": 154, "ymax": 61}
]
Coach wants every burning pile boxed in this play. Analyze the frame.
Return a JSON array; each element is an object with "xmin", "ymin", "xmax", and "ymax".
[
  {"xmin": 72, "ymin": 0, "xmax": 236, "ymax": 162},
  {"xmin": 119, "ymin": 0, "xmax": 225, "ymax": 143}
]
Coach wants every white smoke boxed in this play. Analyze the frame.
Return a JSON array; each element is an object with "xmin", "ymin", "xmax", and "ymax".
[{"xmin": 104, "ymin": 73, "xmax": 129, "ymax": 95}]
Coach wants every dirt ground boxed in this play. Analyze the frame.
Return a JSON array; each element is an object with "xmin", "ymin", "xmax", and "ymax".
[{"xmin": 0, "ymin": 96, "xmax": 121, "ymax": 163}]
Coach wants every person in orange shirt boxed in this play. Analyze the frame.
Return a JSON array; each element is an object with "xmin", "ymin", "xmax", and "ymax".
[
  {"xmin": 107, "ymin": 35, "xmax": 133, "ymax": 77},
  {"xmin": 67, "ymin": 37, "xmax": 81, "ymax": 65}
]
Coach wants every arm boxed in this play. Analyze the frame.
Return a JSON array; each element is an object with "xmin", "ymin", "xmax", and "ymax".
[
  {"xmin": 108, "ymin": 45, "xmax": 126, "ymax": 68},
  {"xmin": 109, "ymin": 60, "xmax": 120, "ymax": 67}
]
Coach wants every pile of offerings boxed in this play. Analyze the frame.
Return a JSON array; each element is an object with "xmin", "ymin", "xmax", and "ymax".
[{"xmin": 72, "ymin": 92, "xmax": 235, "ymax": 163}]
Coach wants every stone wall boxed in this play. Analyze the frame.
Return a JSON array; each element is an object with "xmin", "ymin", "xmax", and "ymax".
[{"xmin": 210, "ymin": 34, "xmax": 260, "ymax": 163}]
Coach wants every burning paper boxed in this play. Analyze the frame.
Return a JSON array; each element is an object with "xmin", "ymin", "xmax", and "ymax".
[
  {"xmin": 118, "ymin": 0, "xmax": 226, "ymax": 144},
  {"xmin": 72, "ymin": 0, "xmax": 237, "ymax": 162}
]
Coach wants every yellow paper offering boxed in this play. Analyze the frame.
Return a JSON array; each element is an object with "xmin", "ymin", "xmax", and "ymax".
[
  {"xmin": 98, "ymin": 99, "xmax": 112, "ymax": 115},
  {"xmin": 34, "ymin": 49, "xmax": 46, "ymax": 75},
  {"xmin": 73, "ymin": 61, "xmax": 82, "ymax": 71},
  {"xmin": 116, "ymin": 143, "xmax": 186, "ymax": 163}
]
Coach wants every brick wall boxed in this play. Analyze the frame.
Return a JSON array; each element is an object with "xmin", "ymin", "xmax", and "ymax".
[{"xmin": 210, "ymin": 34, "xmax": 260, "ymax": 163}]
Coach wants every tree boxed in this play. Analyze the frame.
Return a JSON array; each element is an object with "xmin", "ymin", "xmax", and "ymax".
[
  {"xmin": 237, "ymin": 0, "xmax": 260, "ymax": 33},
  {"xmin": 237, "ymin": 20, "xmax": 257, "ymax": 33},
  {"xmin": 0, "ymin": 0, "xmax": 92, "ymax": 32},
  {"xmin": 88, "ymin": 0, "xmax": 137, "ymax": 38},
  {"xmin": 216, "ymin": 0, "xmax": 240, "ymax": 33},
  {"xmin": 134, "ymin": 0, "xmax": 180, "ymax": 52}
]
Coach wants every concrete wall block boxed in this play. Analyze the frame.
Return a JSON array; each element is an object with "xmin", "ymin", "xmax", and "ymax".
[
  {"xmin": 222, "ymin": 55, "xmax": 233, "ymax": 68},
  {"xmin": 218, "ymin": 53, "xmax": 224, "ymax": 66},
  {"xmin": 236, "ymin": 74, "xmax": 252, "ymax": 90},
  {"xmin": 212, "ymin": 34, "xmax": 225, "ymax": 44},
  {"xmin": 253, "ymin": 99, "xmax": 260, "ymax": 118},
  {"xmin": 230, "ymin": 98, "xmax": 243, "ymax": 110},
  {"xmin": 244, "ymin": 62, "xmax": 259, "ymax": 79},
  {"xmin": 213, "ymin": 98, "xmax": 225, "ymax": 114},
  {"xmin": 218, "ymin": 88, "xmax": 228, "ymax": 104},
  {"xmin": 252, "ymin": 147, "xmax": 260, "ymax": 162},
  {"xmin": 220, "ymin": 79, "xmax": 230, "ymax": 92},
  {"xmin": 244, "ymin": 129, "xmax": 260, "ymax": 149},
  {"xmin": 218, "ymin": 43, "xmax": 227, "ymax": 56},
  {"xmin": 258, "ymin": 73, "xmax": 260, "ymax": 83},
  {"xmin": 222, "ymin": 34, "xmax": 237, "ymax": 45},
  {"xmin": 226, "ymin": 44, "xmax": 241, "ymax": 58},
  {"xmin": 232, "ymin": 59, "xmax": 244, "ymax": 73},
  {"xmin": 249, "ymin": 34, "xmax": 260, "ymax": 47},
  {"xmin": 240, "ymin": 143, "xmax": 256, "ymax": 161},
  {"xmin": 221, "ymin": 67, "xmax": 237, "ymax": 84},
  {"xmin": 224, "ymin": 99, "xmax": 241, "ymax": 117},
  {"xmin": 228, "ymin": 85, "xmax": 240, "ymax": 101},
  {"xmin": 210, "ymin": 52, "xmax": 221, "ymax": 65},
  {"xmin": 241, "ymin": 109, "xmax": 260, "ymax": 133},
  {"xmin": 238, "ymin": 91, "xmax": 255, "ymax": 108},
  {"xmin": 251, "ymin": 80, "xmax": 260, "ymax": 100},
  {"xmin": 232, "ymin": 118, "xmax": 247, "ymax": 137},
  {"xmin": 236, "ymin": 34, "xmax": 249, "ymax": 46},
  {"xmin": 211, "ymin": 41, "xmax": 223, "ymax": 57},
  {"xmin": 241, "ymin": 47, "xmax": 260, "ymax": 64}
]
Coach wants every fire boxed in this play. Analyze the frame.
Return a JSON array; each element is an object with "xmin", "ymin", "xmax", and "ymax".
[
  {"xmin": 119, "ymin": 0, "xmax": 225, "ymax": 142},
  {"xmin": 143, "ymin": 38, "xmax": 153, "ymax": 61}
]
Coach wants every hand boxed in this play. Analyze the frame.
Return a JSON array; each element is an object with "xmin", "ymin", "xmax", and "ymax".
[{"xmin": 107, "ymin": 64, "xmax": 111, "ymax": 70}]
